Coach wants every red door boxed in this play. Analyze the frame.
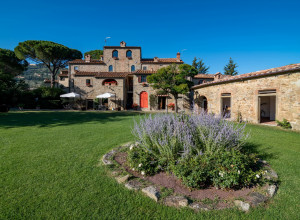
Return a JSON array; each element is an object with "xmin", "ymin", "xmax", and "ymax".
[{"xmin": 140, "ymin": 91, "xmax": 148, "ymax": 108}]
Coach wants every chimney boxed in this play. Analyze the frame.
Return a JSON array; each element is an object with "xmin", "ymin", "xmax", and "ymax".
[
  {"xmin": 154, "ymin": 57, "xmax": 159, "ymax": 62},
  {"xmin": 85, "ymin": 54, "xmax": 91, "ymax": 62},
  {"xmin": 214, "ymin": 72, "xmax": 221, "ymax": 80},
  {"xmin": 120, "ymin": 41, "xmax": 126, "ymax": 47},
  {"xmin": 176, "ymin": 52, "xmax": 181, "ymax": 61}
]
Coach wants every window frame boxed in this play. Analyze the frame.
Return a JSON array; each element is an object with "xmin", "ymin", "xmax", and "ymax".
[
  {"xmin": 141, "ymin": 75, "xmax": 147, "ymax": 83},
  {"xmin": 131, "ymin": 65, "xmax": 135, "ymax": 72},
  {"xmin": 126, "ymin": 50, "xmax": 132, "ymax": 58},
  {"xmin": 112, "ymin": 50, "xmax": 118, "ymax": 58}
]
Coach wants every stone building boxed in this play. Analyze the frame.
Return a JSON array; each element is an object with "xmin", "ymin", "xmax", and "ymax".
[
  {"xmin": 192, "ymin": 64, "xmax": 300, "ymax": 130},
  {"xmin": 58, "ymin": 41, "xmax": 192, "ymax": 111}
]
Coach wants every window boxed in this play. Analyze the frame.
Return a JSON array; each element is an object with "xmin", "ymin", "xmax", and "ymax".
[
  {"xmin": 102, "ymin": 79, "xmax": 118, "ymax": 86},
  {"xmin": 86, "ymin": 79, "xmax": 91, "ymax": 86},
  {"xmin": 143, "ymin": 66, "xmax": 147, "ymax": 70},
  {"xmin": 141, "ymin": 75, "xmax": 147, "ymax": 82},
  {"xmin": 131, "ymin": 65, "xmax": 135, "ymax": 72},
  {"xmin": 126, "ymin": 50, "xmax": 132, "ymax": 58},
  {"xmin": 198, "ymin": 80, "xmax": 204, "ymax": 84},
  {"xmin": 109, "ymin": 65, "xmax": 113, "ymax": 72},
  {"xmin": 112, "ymin": 50, "xmax": 118, "ymax": 58},
  {"xmin": 74, "ymin": 66, "xmax": 78, "ymax": 71}
]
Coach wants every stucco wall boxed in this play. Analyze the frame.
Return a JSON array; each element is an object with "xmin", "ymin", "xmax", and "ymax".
[{"xmin": 193, "ymin": 72, "xmax": 300, "ymax": 130}]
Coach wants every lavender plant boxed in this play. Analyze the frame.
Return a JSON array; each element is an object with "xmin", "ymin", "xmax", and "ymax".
[{"xmin": 132, "ymin": 112, "xmax": 249, "ymax": 160}]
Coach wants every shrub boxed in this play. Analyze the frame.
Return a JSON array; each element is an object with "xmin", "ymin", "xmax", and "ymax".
[
  {"xmin": 170, "ymin": 155, "xmax": 210, "ymax": 188},
  {"xmin": 127, "ymin": 146, "xmax": 159, "ymax": 175},
  {"xmin": 132, "ymin": 112, "xmax": 248, "ymax": 160},
  {"xmin": 170, "ymin": 150, "xmax": 263, "ymax": 189},
  {"xmin": 129, "ymin": 112, "xmax": 265, "ymax": 189},
  {"xmin": 276, "ymin": 118, "xmax": 292, "ymax": 129}
]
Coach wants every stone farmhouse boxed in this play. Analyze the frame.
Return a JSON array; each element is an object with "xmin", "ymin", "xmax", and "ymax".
[
  {"xmin": 56, "ymin": 41, "xmax": 300, "ymax": 130},
  {"xmin": 58, "ymin": 41, "xmax": 208, "ymax": 111},
  {"xmin": 192, "ymin": 64, "xmax": 300, "ymax": 130}
]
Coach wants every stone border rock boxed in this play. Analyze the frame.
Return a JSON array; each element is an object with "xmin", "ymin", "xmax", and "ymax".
[{"xmin": 101, "ymin": 143, "xmax": 279, "ymax": 212}]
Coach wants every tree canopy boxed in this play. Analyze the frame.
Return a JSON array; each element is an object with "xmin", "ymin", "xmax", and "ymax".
[
  {"xmin": 147, "ymin": 64, "xmax": 197, "ymax": 112},
  {"xmin": 224, "ymin": 57, "xmax": 238, "ymax": 76},
  {"xmin": 15, "ymin": 40, "xmax": 82, "ymax": 87},
  {"xmin": 0, "ymin": 48, "xmax": 29, "ymax": 106},
  {"xmin": 84, "ymin": 50, "xmax": 103, "ymax": 59},
  {"xmin": 192, "ymin": 57, "xmax": 210, "ymax": 74}
]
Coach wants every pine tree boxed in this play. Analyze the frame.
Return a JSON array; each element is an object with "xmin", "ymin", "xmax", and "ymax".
[
  {"xmin": 192, "ymin": 57, "xmax": 209, "ymax": 74},
  {"xmin": 224, "ymin": 57, "xmax": 238, "ymax": 76},
  {"xmin": 198, "ymin": 59, "xmax": 209, "ymax": 74}
]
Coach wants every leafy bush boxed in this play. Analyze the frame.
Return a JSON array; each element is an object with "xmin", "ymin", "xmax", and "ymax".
[
  {"xmin": 276, "ymin": 118, "xmax": 292, "ymax": 129},
  {"xmin": 129, "ymin": 112, "xmax": 266, "ymax": 189},
  {"xmin": 171, "ymin": 150, "xmax": 263, "ymax": 189},
  {"xmin": 127, "ymin": 146, "xmax": 160, "ymax": 175}
]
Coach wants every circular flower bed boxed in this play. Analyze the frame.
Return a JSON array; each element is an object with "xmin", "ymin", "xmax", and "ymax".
[{"xmin": 102, "ymin": 113, "xmax": 278, "ymax": 211}]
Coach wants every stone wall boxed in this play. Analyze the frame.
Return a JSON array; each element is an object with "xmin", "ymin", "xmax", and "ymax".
[
  {"xmin": 103, "ymin": 48, "xmax": 141, "ymax": 72},
  {"xmin": 193, "ymin": 71, "xmax": 300, "ymax": 130},
  {"xmin": 141, "ymin": 63, "xmax": 170, "ymax": 71},
  {"xmin": 133, "ymin": 74, "xmax": 190, "ymax": 112},
  {"xmin": 73, "ymin": 76, "xmax": 125, "ymax": 110}
]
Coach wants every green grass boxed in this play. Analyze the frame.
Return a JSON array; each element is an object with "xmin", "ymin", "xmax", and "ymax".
[{"xmin": 0, "ymin": 111, "xmax": 299, "ymax": 219}]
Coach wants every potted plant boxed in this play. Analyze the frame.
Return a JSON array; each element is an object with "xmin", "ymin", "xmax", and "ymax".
[
  {"xmin": 168, "ymin": 103, "xmax": 175, "ymax": 111},
  {"xmin": 132, "ymin": 103, "xmax": 139, "ymax": 110}
]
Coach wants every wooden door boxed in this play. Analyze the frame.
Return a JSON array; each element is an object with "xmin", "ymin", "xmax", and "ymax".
[{"xmin": 140, "ymin": 91, "xmax": 148, "ymax": 108}]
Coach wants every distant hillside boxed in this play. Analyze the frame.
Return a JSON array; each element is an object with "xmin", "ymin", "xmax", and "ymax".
[{"xmin": 19, "ymin": 64, "xmax": 52, "ymax": 88}]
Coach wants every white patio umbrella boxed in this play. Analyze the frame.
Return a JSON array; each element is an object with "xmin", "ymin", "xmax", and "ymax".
[
  {"xmin": 60, "ymin": 92, "xmax": 80, "ymax": 98},
  {"xmin": 96, "ymin": 93, "xmax": 117, "ymax": 110},
  {"xmin": 96, "ymin": 92, "xmax": 116, "ymax": 98}
]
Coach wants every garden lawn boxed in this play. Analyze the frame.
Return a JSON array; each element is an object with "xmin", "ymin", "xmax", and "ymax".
[{"xmin": 0, "ymin": 111, "xmax": 299, "ymax": 219}]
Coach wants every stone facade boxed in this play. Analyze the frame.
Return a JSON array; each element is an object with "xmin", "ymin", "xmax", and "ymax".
[
  {"xmin": 58, "ymin": 41, "xmax": 189, "ymax": 111},
  {"xmin": 193, "ymin": 69, "xmax": 300, "ymax": 130}
]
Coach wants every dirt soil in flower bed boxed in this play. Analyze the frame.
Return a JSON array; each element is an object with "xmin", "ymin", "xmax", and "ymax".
[{"xmin": 114, "ymin": 152, "xmax": 257, "ymax": 205}]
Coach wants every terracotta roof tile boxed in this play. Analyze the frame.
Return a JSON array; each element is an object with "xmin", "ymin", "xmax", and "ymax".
[
  {"xmin": 74, "ymin": 71, "xmax": 130, "ymax": 78},
  {"xmin": 141, "ymin": 58, "xmax": 183, "ymax": 64},
  {"xmin": 69, "ymin": 59, "xmax": 105, "ymax": 64},
  {"xmin": 133, "ymin": 70, "xmax": 157, "ymax": 74},
  {"xmin": 193, "ymin": 74, "xmax": 215, "ymax": 79},
  {"xmin": 192, "ymin": 63, "xmax": 300, "ymax": 89}
]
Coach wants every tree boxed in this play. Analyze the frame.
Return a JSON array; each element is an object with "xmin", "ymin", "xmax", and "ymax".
[
  {"xmin": 192, "ymin": 57, "xmax": 209, "ymax": 74},
  {"xmin": 0, "ymin": 49, "xmax": 28, "ymax": 107},
  {"xmin": 15, "ymin": 40, "xmax": 82, "ymax": 88},
  {"xmin": 84, "ymin": 50, "xmax": 103, "ymax": 59},
  {"xmin": 147, "ymin": 64, "xmax": 197, "ymax": 112},
  {"xmin": 224, "ymin": 57, "xmax": 238, "ymax": 76}
]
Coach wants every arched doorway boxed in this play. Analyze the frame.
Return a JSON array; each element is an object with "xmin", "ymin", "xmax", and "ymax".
[
  {"xmin": 140, "ymin": 91, "xmax": 148, "ymax": 108},
  {"xmin": 195, "ymin": 95, "xmax": 208, "ymax": 112}
]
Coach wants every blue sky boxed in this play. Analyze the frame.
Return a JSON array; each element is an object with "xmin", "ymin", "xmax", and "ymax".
[{"xmin": 1, "ymin": 0, "xmax": 300, "ymax": 74}]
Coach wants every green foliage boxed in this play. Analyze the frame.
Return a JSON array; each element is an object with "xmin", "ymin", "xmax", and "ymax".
[
  {"xmin": 147, "ymin": 64, "xmax": 197, "ymax": 112},
  {"xmin": 127, "ymin": 146, "xmax": 160, "ymax": 175},
  {"xmin": 18, "ymin": 86, "xmax": 64, "ymax": 109},
  {"xmin": 276, "ymin": 118, "xmax": 292, "ymax": 129},
  {"xmin": 171, "ymin": 155, "xmax": 210, "ymax": 188},
  {"xmin": 14, "ymin": 40, "xmax": 82, "ymax": 87},
  {"xmin": 192, "ymin": 57, "xmax": 210, "ymax": 74},
  {"xmin": 84, "ymin": 50, "xmax": 103, "ymax": 59},
  {"xmin": 171, "ymin": 150, "xmax": 263, "ymax": 189},
  {"xmin": 0, "ymin": 49, "xmax": 29, "ymax": 106},
  {"xmin": 149, "ymin": 94, "xmax": 157, "ymax": 110},
  {"xmin": 224, "ymin": 57, "xmax": 238, "ymax": 76}
]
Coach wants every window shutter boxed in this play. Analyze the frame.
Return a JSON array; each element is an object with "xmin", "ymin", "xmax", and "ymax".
[{"xmin": 138, "ymin": 76, "xmax": 141, "ymax": 83}]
